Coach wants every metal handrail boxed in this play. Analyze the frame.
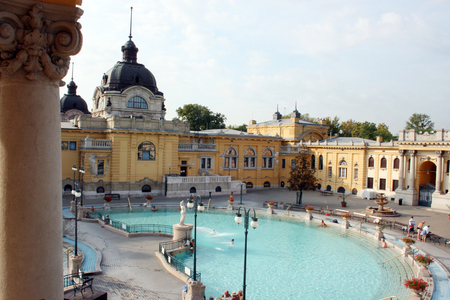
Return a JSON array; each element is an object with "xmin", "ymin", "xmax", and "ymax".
[
  {"xmin": 379, "ymin": 296, "xmax": 399, "ymax": 300},
  {"xmin": 127, "ymin": 197, "xmax": 133, "ymax": 213},
  {"xmin": 284, "ymin": 205, "xmax": 291, "ymax": 216},
  {"xmin": 342, "ymin": 220, "xmax": 365, "ymax": 236},
  {"xmin": 382, "ymin": 248, "xmax": 416, "ymax": 264},
  {"xmin": 159, "ymin": 238, "xmax": 201, "ymax": 281}
]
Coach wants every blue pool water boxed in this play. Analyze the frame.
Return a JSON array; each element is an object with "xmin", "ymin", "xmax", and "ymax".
[{"xmin": 97, "ymin": 207, "xmax": 413, "ymax": 300}]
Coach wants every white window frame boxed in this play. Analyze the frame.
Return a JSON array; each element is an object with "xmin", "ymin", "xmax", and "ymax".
[{"xmin": 200, "ymin": 157, "xmax": 213, "ymax": 170}]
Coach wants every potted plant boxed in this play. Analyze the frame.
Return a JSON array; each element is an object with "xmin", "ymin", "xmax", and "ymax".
[
  {"xmin": 341, "ymin": 213, "xmax": 351, "ymax": 219},
  {"xmin": 268, "ymin": 201, "xmax": 275, "ymax": 207},
  {"xmin": 103, "ymin": 196, "xmax": 112, "ymax": 202},
  {"xmin": 187, "ymin": 195, "xmax": 194, "ymax": 203},
  {"xmin": 338, "ymin": 193, "xmax": 349, "ymax": 207},
  {"xmin": 404, "ymin": 277, "xmax": 429, "ymax": 297},
  {"xmin": 402, "ymin": 237, "xmax": 416, "ymax": 246},
  {"xmin": 228, "ymin": 196, "xmax": 235, "ymax": 204},
  {"xmin": 305, "ymin": 206, "xmax": 314, "ymax": 211},
  {"xmin": 145, "ymin": 195, "xmax": 153, "ymax": 206},
  {"xmin": 415, "ymin": 254, "xmax": 434, "ymax": 266}
]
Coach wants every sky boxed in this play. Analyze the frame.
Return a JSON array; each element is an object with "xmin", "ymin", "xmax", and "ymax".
[{"xmin": 61, "ymin": 0, "xmax": 450, "ymax": 134}]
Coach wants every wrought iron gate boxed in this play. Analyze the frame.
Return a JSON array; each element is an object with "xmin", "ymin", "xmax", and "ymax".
[{"xmin": 419, "ymin": 183, "xmax": 434, "ymax": 207}]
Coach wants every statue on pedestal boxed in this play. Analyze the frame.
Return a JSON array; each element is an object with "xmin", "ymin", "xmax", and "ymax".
[{"xmin": 179, "ymin": 200, "xmax": 186, "ymax": 225}]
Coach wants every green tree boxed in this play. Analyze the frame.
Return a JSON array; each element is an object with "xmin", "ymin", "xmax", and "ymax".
[
  {"xmin": 287, "ymin": 151, "xmax": 318, "ymax": 203},
  {"xmin": 176, "ymin": 104, "xmax": 226, "ymax": 131},
  {"xmin": 227, "ymin": 124, "xmax": 247, "ymax": 132},
  {"xmin": 340, "ymin": 119, "xmax": 360, "ymax": 137},
  {"xmin": 405, "ymin": 113, "xmax": 434, "ymax": 133},
  {"xmin": 300, "ymin": 113, "xmax": 318, "ymax": 123},
  {"xmin": 374, "ymin": 123, "xmax": 396, "ymax": 141},
  {"xmin": 323, "ymin": 116, "xmax": 340, "ymax": 137},
  {"xmin": 358, "ymin": 121, "xmax": 377, "ymax": 140}
]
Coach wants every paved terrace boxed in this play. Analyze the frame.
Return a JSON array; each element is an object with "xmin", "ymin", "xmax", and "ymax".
[{"xmin": 64, "ymin": 189, "xmax": 450, "ymax": 299}]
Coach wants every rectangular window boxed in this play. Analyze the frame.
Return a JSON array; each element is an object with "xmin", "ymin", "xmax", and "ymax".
[
  {"xmin": 328, "ymin": 167, "xmax": 332, "ymax": 177},
  {"xmin": 339, "ymin": 168, "xmax": 347, "ymax": 178},
  {"xmin": 61, "ymin": 141, "xmax": 69, "ymax": 150},
  {"xmin": 98, "ymin": 160, "xmax": 104, "ymax": 175},
  {"xmin": 291, "ymin": 159, "xmax": 296, "ymax": 169},
  {"xmin": 69, "ymin": 141, "xmax": 76, "ymax": 150},
  {"xmin": 200, "ymin": 157, "xmax": 212, "ymax": 169},
  {"xmin": 181, "ymin": 160, "xmax": 187, "ymax": 165},
  {"xmin": 282, "ymin": 159, "xmax": 286, "ymax": 169},
  {"xmin": 354, "ymin": 169, "xmax": 359, "ymax": 179},
  {"xmin": 367, "ymin": 177, "xmax": 374, "ymax": 189},
  {"xmin": 379, "ymin": 178, "xmax": 386, "ymax": 190},
  {"xmin": 392, "ymin": 180, "xmax": 399, "ymax": 191}
]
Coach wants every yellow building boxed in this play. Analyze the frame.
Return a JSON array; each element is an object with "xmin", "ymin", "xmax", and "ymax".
[{"xmin": 60, "ymin": 34, "xmax": 450, "ymax": 211}]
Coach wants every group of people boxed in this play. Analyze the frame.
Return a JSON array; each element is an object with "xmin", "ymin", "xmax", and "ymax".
[
  {"xmin": 222, "ymin": 290, "xmax": 243, "ymax": 300},
  {"xmin": 407, "ymin": 216, "xmax": 431, "ymax": 242}
]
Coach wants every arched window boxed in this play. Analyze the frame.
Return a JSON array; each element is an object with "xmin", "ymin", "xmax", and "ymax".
[
  {"xmin": 243, "ymin": 147, "xmax": 256, "ymax": 169},
  {"xmin": 338, "ymin": 160, "xmax": 347, "ymax": 178},
  {"xmin": 380, "ymin": 157, "xmax": 387, "ymax": 168},
  {"xmin": 96, "ymin": 186, "xmax": 105, "ymax": 193},
  {"xmin": 189, "ymin": 187, "xmax": 196, "ymax": 193},
  {"xmin": 326, "ymin": 185, "xmax": 332, "ymax": 191},
  {"xmin": 246, "ymin": 182, "xmax": 253, "ymax": 189},
  {"xmin": 368, "ymin": 157, "xmax": 374, "ymax": 168},
  {"xmin": 317, "ymin": 183, "xmax": 322, "ymax": 190},
  {"xmin": 337, "ymin": 187, "xmax": 345, "ymax": 193},
  {"xmin": 215, "ymin": 186, "xmax": 222, "ymax": 192},
  {"xmin": 142, "ymin": 185, "xmax": 151, "ymax": 192},
  {"xmin": 352, "ymin": 188, "xmax": 358, "ymax": 195},
  {"xmin": 64, "ymin": 184, "xmax": 72, "ymax": 192},
  {"xmin": 311, "ymin": 155, "xmax": 316, "ymax": 169},
  {"xmin": 319, "ymin": 155, "xmax": 323, "ymax": 170},
  {"xmin": 263, "ymin": 181, "xmax": 271, "ymax": 187},
  {"xmin": 280, "ymin": 181, "xmax": 285, "ymax": 187},
  {"xmin": 138, "ymin": 141, "xmax": 156, "ymax": 161},
  {"xmin": 262, "ymin": 148, "xmax": 274, "ymax": 169},
  {"xmin": 127, "ymin": 96, "xmax": 148, "ymax": 109},
  {"xmin": 224, "ymin": 147, "xmax": 238, "ymax": 169},
  {"xmin": 393, "ymin": 158, "xmax": 400, "ymax": 169}
]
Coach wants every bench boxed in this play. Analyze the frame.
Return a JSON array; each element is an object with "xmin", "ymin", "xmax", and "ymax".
[
  {"xmin": 427, "ymin": 234, "xmax": 443, "ymax": 245},
  {"xmin": 335, "ymin": 209, "xmax": 349, "ymax": 216},
  {"xmin": 285, "ymin": 204, "xmax": 305, "ymax": 211},
  {"xmin": 73, "ymin": 275, "xmax": 94, "ymax": 298},
  {"xmin": 311, "ymin": 207, "xmax": 322, "ymax": 214},
  {"xmin": 263, "ymin": 201, "xmax": 278, "ymax": 208},
  {"xmin": 105, "ymin": 193, "xmax": 120, "ymax": 200},
  {"xmin": 319, "ymin": 190, "xmax": 333, "ymax": 196},
  {"xmin": 321, "ymin": 208, "xmax": 334, "ymax": 215},
  {"xmin": 352, "ymin": 212, "xmax": 367, "ymax": 222},
  {"xmin": 392, "ymin": 221, "xmax": 408, "ymax": 234}
]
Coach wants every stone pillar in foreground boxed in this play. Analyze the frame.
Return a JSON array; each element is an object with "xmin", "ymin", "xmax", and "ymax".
[{"xmin": 0, "ymin": 1, "xmax": 82, "ymax": 299}]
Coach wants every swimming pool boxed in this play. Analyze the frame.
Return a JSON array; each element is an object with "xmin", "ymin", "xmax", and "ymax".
[{"xmin": 97, "ymin": 207, "xmax": 414, "ymax": 300}]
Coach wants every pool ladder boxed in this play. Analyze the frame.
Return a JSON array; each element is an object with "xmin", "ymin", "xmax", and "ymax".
[
  {"xmin": 342, "ymin": 220, "xmax": 365, "ymax": 236},
  {"xmin": 284, "ymin": 205, "xmax": 291, "ymax": 216}
]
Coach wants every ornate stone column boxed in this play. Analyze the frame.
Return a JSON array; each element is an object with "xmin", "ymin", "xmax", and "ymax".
[
  {"xmin": 398, "ymin": 150, "xmax": 405, "ymax": 190},
  {"xmin": 435, "ymin": 151, "xmax": 443, "ymax": 194},
  {"xmin": 0, "ymin": 2, "xmax": 82, "ymax": 300},
  {"xmin": 408, "ymin": 150, "xmax": 416, "ymax": 190}
]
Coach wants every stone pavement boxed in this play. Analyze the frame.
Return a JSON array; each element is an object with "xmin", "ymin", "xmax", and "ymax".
[{"xmin": 68, "ymin": 188, "xmax": 450, "ymax": 299}]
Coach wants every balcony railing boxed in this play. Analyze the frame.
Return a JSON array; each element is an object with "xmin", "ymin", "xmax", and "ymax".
[
  {"xmin": 80, "ymin": 136, "xmax": 112, "ymax": 150},
  {"xmin": 178, "ymin": 143, "xmax": 216, "ymax": 152}
]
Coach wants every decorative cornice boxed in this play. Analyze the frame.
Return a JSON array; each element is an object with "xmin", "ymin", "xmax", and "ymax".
[{"xmin": 0, "ymin": 4, "xmax": 82, "ymax": 81}]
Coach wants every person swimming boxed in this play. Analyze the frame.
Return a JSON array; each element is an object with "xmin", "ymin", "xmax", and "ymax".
[{"xmin": 228, "ymin": 239, "xmax": 234, "ymax": 246}]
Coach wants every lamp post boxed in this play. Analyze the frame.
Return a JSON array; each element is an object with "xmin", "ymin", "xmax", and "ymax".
[
  {"xmin": 79, "ymin": 167, "xmax": 85, "ymax": 207},
  {"xmin": 240, "ymin": 182, "xmax": 245, "ymax": 205},
  {"xmin": 73, "ymin": 182, "xmax": 81, "ymax": 256},
  {"xmin": 234, "ymin": 206, "xmax": 259, "ymax": 300},
  {"xmin": 187, "ymin": 194, "xmax": 204, "ymax": 281},
  {"xmin": 71, "ymin": 164, "xmax": 77, "ymax": 203}
]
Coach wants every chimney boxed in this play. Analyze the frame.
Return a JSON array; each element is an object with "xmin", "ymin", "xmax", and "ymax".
[
  {"xmin": 249, "ymin": 120, "xmax": 256, "ymax": 125},
  {"xmin": 376, "ymin": 136, "xmax": 383, "ymax": 142}
]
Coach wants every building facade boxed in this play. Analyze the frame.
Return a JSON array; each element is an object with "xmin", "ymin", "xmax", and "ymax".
[{"xmin": 61, "ymin": 35, "xmax": 450, "ymax": 211}]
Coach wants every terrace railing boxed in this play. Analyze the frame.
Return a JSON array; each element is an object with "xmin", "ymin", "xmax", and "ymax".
[
  {"xmin": 178, "ymin": 143, "xmax": 217, "ymax": 152},
  {"xmin": 159, "ymin": 238, "xmax": 201, "ymax": 281}
]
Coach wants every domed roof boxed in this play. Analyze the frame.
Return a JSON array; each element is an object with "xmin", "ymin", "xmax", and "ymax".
[
  {"xmin": 99, "ymin": 38, "xmax": 163, "ymax": 96},
  {"xmin": 60, "ymin": 80, "xmax": 91, "ymax": 114}
]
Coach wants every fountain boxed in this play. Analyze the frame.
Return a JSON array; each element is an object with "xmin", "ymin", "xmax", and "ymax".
[{"xmin": 366, "ymin": 193, "xmax": 400, "ymax": 217}]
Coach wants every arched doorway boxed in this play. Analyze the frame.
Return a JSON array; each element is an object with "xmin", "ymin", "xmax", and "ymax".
[
  {"xmin": 418, "ymin": 161, "xmax": 436, "ymax": 207},
  {"xmin": 337, "ymin": 187, "xmax": 345, "ymax": 193},
  {"xmin": 280, "ymin": 181, "xmax": 285, "ymax": 188},
  {"xmin": 189, "ymin": 187, "xmax": 196, "ymax": 194}
]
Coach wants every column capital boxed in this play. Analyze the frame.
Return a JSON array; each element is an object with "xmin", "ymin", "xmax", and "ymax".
[
  {"xmin": 0, "ymin": 3, "xmax": 83, "ymax": 82},
  {"xmin": 409, "ymin": 150, "xmax": 416, "ymax": 156},
  {"xmin": 435, "ymin": 150, "xmax": 443, "ymax": 157},
  {"xmin": 399, "ymin": 149, "xmax": 405, "ymax": 156}
]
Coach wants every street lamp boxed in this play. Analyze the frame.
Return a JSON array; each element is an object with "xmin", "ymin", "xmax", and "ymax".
[
  {"xmin": 187, "ymin": 194, "xmax": 204, "ymax": 281},
  {"xmin": 234, "ymin": 206, "xmax": 259, "ymax": 300},
  {"xmin": 71, "ymin": 164, "xmax": 77, "ymax": 203},
  {"xmin": 74, "ymin": 182, "xmax": 81, "ymax": 256},
  {"xmin": 240, "ymin": 182, "xmax": 245, "ymax": 205},
  {"xmin": 79, "ymin": 167, "xmax": 85, "ymax": 206}
]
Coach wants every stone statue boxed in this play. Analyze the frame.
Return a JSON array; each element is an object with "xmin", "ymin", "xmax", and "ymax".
[{"xmin": 179, "ymin": 200, "xmax": 186, "ymax": 225}]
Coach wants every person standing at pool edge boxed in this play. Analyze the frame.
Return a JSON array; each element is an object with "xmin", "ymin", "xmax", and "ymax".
[{"xmin": 407, "ymin": 216, "xmax": 415, "ymax": 238}]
